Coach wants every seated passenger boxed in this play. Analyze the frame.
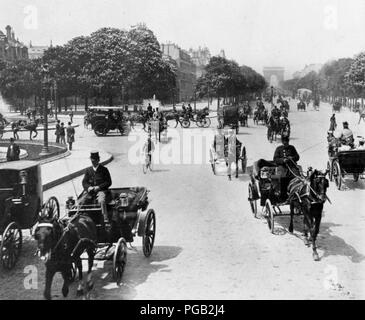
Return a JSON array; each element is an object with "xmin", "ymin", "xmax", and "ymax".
[
  {"xmin": 357, "ymin": 138, "xmax": 365, "ymax": 150},
  {"xmin": 339, "ymin": 122, "xmax": 354, "ymax": 147}
]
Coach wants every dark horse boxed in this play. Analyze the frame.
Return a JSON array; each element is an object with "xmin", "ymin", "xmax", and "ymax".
[
  {"xmin": 23, "ymin": 119, "xmax": 40, "ymax": 140},
  {"xmin": 34, "ymin": 214, "xmax": 97, "ymax": 300},
  {"xmin": 267, "ymin": 116, "xmax": 281, "ymax": 142},
  {"xmin": 287, "ymin": 169, "xmax": 330, "ymax": 261}
]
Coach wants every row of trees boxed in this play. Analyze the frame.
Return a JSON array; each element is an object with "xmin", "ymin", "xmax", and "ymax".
[
  {"xmin": 283, "ymin": 52, "xmax": 365, "ymax": 107},
  {"xmin": 0, "ymin": 25, "xmax": 178, "ymax": 111},
  {"xmin": 195, "ymin": 56, "xmax": 267, "ymax": 106}
]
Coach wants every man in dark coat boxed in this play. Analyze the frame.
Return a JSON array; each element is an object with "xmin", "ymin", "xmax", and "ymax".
[
  {"xmin": 6, "ymin": 138, "xmax": 20, "ymax": 161},
  {"xmin": 81, "ymin": 151, "xmax": 112, "ymax": 224}
]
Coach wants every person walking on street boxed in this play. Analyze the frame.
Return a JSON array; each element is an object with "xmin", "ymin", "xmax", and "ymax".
[
  {"xmin": 69, "ymin": 110, "xmax": 74, "ymax": 124},
  {"xmin": 66, "ymin": 122, "xmax": 75, "ymax": 150},
  {"xmin": 55, "ymin": 120, "xmax": 61, "ymax": 143},
  {"xmin": 59, "ymin": 122, "xmax": 66, "ymax": 144},
  {"xmin": 12, "ymin": 122, "xmax": 20, "ymax": 140},
  {"xmin": 329, "ymin": 114, "xmax": 337, "ymax": 131},
  {"xmin": 6, "ymin": 138, "xmax": 20, "ymax": 161}
]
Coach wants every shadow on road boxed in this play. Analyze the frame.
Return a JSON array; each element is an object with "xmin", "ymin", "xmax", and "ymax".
[
  {"xmin": 318, "ymin": 223, "xmax": 365, "ymax": 263},
  {"xmin": 86, "ymin": 245, "xmax": 183, "ymax": 300}
]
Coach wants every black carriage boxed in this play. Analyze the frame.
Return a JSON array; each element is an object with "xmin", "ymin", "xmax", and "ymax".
[
  {"xmin": 297, "ymin": 101, "xmax": 306, "ymax": 111},
  {"xmin": 327, "ymin": 149, "xmax": 365, "ymax": 190},
  {"xmin": 65, "ymin": 187, "xmax": 156, "ymax": 284},
  {"xmin": 218, "ymin": 105, "xmax": 240, "ymax": 133},
  {"xmin": 332, "ymin": 101, "xmax": 342, "ymax": 113},
  {"xmin": 248, "ymin": 165, "xmax": 302, "ymax": 234},
  {"xmin": 173, "ymin": 108, "xmax": 211, "ymax": 129},
  {"xmin": 88, "ymin": 107, "xmax": 131, "ymax": 136},
  {"xmin": 0, "ymin": 161, "xmax": 59, "ymax": 269},
  {"xmin": 253, "ymin": 108, "xmax": 268, "ymax": 125}
]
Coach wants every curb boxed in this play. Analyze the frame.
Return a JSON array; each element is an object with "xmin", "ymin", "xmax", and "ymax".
[{"xmin": 42, "ymin": 153, "xmax": 114, "ymax": 191}]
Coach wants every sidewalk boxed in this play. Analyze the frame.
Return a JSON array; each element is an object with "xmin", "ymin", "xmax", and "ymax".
[{"xmin": 41, "ymin": 147, "xmax": 113, "ymax": 191}]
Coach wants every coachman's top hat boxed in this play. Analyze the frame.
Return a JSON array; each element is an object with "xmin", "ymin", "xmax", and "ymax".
[
  {"xmin": 90, "ymin": 151, "xmax": 100, "ymax": 160},
  {"xmin": 343, "ymin": 121, "xmax": 349, "ymax": 126}
]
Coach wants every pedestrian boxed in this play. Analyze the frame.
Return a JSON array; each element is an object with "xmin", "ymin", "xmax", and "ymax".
[
  {"xmin": 69, "ymin": 110, "xmax": 74, "ymax": 124},
  {"xmin": 12, "ymin": 121, "xmax": 20, "ymax": 140},
  {"xmin": 6, "ymin": 137, "xmax": 20, "ymax": 161},
  {"xmin": 66, "ymin": 122, "xmax": 75, "ymax": 150},
  {"xmin": 329, "ymin": 114, "xmax": 337, "ymax": 132},
  {"xmin": 59, "ymin": 122, "xmax": 66, "ymax": 144},
  {"xmin": 55, "ymin": 120, "xmax": 61, "ymax": 143}
]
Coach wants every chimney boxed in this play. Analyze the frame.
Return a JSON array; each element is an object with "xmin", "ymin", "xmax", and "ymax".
[{"xmin": 5, "ymin": 25, "xmax": 11, "ymax": 39}]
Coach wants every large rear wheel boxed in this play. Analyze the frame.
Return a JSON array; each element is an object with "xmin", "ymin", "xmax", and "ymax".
[
  {"xmin": 94, "ymin": 123, "xmax": 107, "ymax": 136},
  {"xmin": 333, "ymin": 160, "xmax": 342, "ymax": 190},
  {"xmin": 202, "ymin": 118, "xmax": 211, "ymax": 128},
  {"xmin": 248, "ymin": 183, "xmax": 258, "ymax": 218},
  {"xmin": 143, "ymin": 210, "xmax": 156, "ymax": 257},
  {"xmin": 181, "ymin": 119, "xmax": 191, "ymax": 129},
  {"xmin": 0, "ymin": 222, "xmax": 22, "ymax": 270}
]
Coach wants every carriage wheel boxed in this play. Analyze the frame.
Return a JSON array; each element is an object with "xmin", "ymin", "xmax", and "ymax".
[
  {"xmin": 113, "ymin": 238, "xmax": 127, "ymax": 285},
  {"xmin": 42, "ymin": 197, "xmax": 60, "ymax": 220},
  {"xmin": 333, "ymin": 161, "xmax": 342, "ymax": 190},
  {"xmin": 264, "ymin": 200, "xmax": 275, "ymax": 234},
  {"xmin": 94, "ymin": 123, "xmax": 106, "ymax": 136},
  {"xmin": 202, "ymin": 118, "xmax": 211, "ymax": 128},
  {"xmin": 248, "ymin": 183, "xmax": 258, "ymax": 218},
  {"xmin": 327, "ymin": 161, "xmax": 333, "ymax": 182},
  {"xmin": 182, "ymin": 120, "xmax": 190, "ymax": 129},
  {"xmin": 143, "ymin": 210, "xmax": 156, "ymax": 257},
  {"xmin": 353, "ymin": 173, "xmax": 360, "ymax": 182},
  {"xmin": 0, "ymin": 222, "xmax": 22, "ymax": 270}
]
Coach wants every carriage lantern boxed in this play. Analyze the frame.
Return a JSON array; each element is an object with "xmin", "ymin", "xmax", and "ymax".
[
  {"xmin": 119, "ymin": 193, "xmax": 129, "ymax": 208},
  {"xmin": 19, "ymin": 170, "xmax": 28, "ymax": 196}
]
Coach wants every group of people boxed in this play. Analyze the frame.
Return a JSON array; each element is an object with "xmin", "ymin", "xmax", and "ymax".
[{"xmin": 55, "ymin": 120, "xmax": 75, "ymax": 150}]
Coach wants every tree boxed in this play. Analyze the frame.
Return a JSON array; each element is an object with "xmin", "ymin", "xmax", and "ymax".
[{"xmin": 345, "ymin": 52, "xmax": 365, "ymax": 102}]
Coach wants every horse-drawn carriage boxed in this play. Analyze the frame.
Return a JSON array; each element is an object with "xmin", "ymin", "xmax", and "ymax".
[
  {"xmin": 171, "ymin": 107, "xmax": 211, "ymax": 129},
  {"xmin": 65, "ymin": 187, "xmax": 155, "ymax": 284},
  {"xmin": 218, "ymin": 106, "xmax": 240, "ymax": 133},
  {"xmin": 209, "ymin": 132, "xmax": 247, "ymax": 176},
  {"xmin": 267, "ymin": 116, "xmax": 290, "ymax": 143},
  {"xmin": 0, "ymin": 161, "xmax": 59, "ymax": 269},
  {"xmin": 332, "ymin": 101, "xmax": 342, "ymax": 113},
  {"xmin": 327, "ymin": 147, "xmax": 365, "ymax": 190},
  {"xmin": 248, "ymin": 162, "xmax": 330, "ymax": 260},
  {"xmin": 297, "ymin": 101, "xmax": 306, "ymax": 111},
  {"xmin": 87, "ymin": 107, "xmax": 131, "ymax": 136}
]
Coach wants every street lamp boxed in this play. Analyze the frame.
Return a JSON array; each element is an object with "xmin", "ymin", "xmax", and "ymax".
[
  {"xmin": 53, "ymin": 81, "xmax": 58, "ymax": 120},
  {"xmin": 39, "ymin": 63, "xmax": 51, "ymax": 156}
]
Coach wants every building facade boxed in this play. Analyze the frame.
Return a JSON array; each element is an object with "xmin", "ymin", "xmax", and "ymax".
[
  {"xmin": 161, "ymin": 43, "xmax": 197, "ymax": 102},
  {"xmin": 0, "ymin": 25, "xmax": 28, "ymax": 61},
  {"xmin": 28, "ymin": 41, "xmax": 49, "ymax": 60},
  {"xmin": 188, "ymin": 46, "xmax": 211, "ymax": 79}
]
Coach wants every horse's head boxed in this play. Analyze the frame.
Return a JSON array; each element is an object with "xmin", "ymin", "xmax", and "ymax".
[
  {"xmin": 309, "ymin": 169, "xmax": 330, "ymax": 203},
  {"xmin": 33, "ymin": 216, "xmax": 64, "ymax": 262}
]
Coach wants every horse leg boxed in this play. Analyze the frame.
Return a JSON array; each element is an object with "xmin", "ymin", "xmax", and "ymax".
[
  {"xmin": 33, "ymin": 129, "xmax": 38, "ymax": 139},
  {"xmin": 44, "ymin": 267, "xmax": 56, "ymax": 300},
  {"xmin": 85, "ymin": 246, "xmax": 95, "ymax": 292},
  {"xmin": 311, "ymin": 214, "xmax": 322, "ymax": 261},
  {"xmin": 289, "ymin": 203, "xmax": 294, "ymax": 233},
  {"xmin": 61, "ymin": 268, "xmax": 70, "ymax": 298},
  {"xmin": 303, "ymin": 213, "xmax": 310, "ymax": 247},
  {"xmin": 76, "ymin": 257, "xmax": 84, "ymax": 296}
]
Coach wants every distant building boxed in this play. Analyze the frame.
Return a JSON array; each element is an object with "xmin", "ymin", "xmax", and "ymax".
[
  {"xmin": 293, "ymin": 64, "xmax": 323, "ymax": 79},
  {"xmin": 218, "ymin": 49, "xmax": 226, "ymax": 59},
  {"xmin": 161, "ymin": 43, "xmax": 197, "ymax": 102},
  {"xmin": 188, "ymin": 46, "xmax": 211, "ymax": 79},
  {"xmin": 0, "ymin": 25, "xmax": 28, "ymax": 61},
  {"xmin": 28, "ymin": 41, "xmax": 50, "ymax": 60}
]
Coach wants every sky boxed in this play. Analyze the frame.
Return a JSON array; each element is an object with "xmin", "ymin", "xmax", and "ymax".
[{"xmin": 1, "ymin": 0, "xmax": 365, "ymax": 79}]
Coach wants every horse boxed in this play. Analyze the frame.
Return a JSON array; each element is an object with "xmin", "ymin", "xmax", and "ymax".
[
  {"xmin": 238, "ymin": 107, "xmax": 248, "ymax": 127},
  {"xmin": 34, "ymin": 214, "xmax": 97, "ymax": 300},
  {"xmin": 23, "ymin": 119, "xmax": 40, "ymax": 140},
  {"xmin": 287, "ymin": 169, "xmax": 330, "ymax": 261},
  {"xmin": 267, "ymin": 116, "xmax": 281, "ymax": 142}
]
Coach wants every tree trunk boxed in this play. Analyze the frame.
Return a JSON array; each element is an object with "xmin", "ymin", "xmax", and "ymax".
[{"xmin": 85, "ymin": 96, "xmax": 88, "ymax": 111}]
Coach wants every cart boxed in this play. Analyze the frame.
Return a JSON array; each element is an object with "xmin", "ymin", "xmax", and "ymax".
[
  {"xmin": 65, "ymin": 187, "xmax": 156, "ymax": 285},
  {"xmin": 218, "ymin": 106, "xmax": 240, "ymax": 133},
  {"xmin": 0, "ymin": 161, "xmax": 59, "ymax": 269}
]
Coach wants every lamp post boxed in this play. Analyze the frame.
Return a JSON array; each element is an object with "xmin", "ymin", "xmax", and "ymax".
[
  {"xmin": 39, "ymin": 63, "xmax": 51, "ymax": 156},
  {"xmin": 53, "ymin": 81, "xmax": 58, "ymax": 120}
]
